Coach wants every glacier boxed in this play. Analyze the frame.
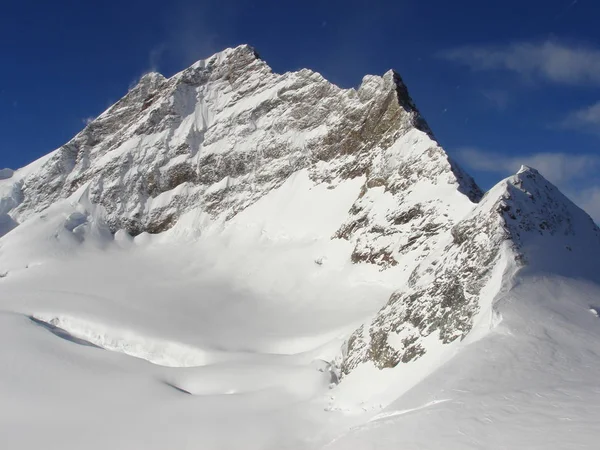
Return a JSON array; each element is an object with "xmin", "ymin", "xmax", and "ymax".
[{"xmin": 0, "ymin": 45, "xmax": 599, "ymax": 449}]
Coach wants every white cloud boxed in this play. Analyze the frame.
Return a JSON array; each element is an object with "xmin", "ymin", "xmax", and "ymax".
[
  {"xmin": 82, "ymin": 117, "xmax": 95, "ymax": 126},
  {"xmin": 439, "ymin": 40, "xmax": 600, "ymax": 86},
  {"xmin": 456, "ymin": 147, "xmax": 600, "ymax": 223},
  {"xmin": 563, "ymin": 101, "xmax": 600, "ymax": 133},
  {"xmin": 143, "ymin": 44, "xmax": 167, "ymax": 74},
  {"xmin": 568, "ymin": 186, "xmax": 600, "ymax": 224},
  {"xmin": 457, "ymin": 148, "xmax": 600, "ymax": 185}
]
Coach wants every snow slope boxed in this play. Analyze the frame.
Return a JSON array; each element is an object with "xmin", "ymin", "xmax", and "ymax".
[
  {"xmin": 1, "ymin": 45, "xmax": 600, "ymax": 449},
  {"xmin": 326, "ymin": 167, "xmax": 600, "ymax": 448},
  {"xmin": 326, "ymin": 276, "xmax": 600, "ymax": 450},
  {"xmin": 0, "ymin": 193, "xmax": 392, "ymax": 449}
]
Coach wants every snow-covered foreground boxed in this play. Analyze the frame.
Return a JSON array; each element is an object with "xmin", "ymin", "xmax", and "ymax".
[
  {"xmin": 327, "ymin": 275, "xmax": 600, "ymax": 449},
  {"xmin": 0, "ymin": 242, "xmax": 361, "ymax": 449},
  {"xmin": 0, "ymin": 188, "xmax": 398, "ymax": 449},
  {"xmin": 2, "ymin": 214, "xmax": 600, "ymax": 449},
  {"xmin": 1, "ymin": 166, "xmax": 599, "ymax": 449}
]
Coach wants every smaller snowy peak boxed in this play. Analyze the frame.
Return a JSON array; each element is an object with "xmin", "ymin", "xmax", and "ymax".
[
  {"xmin": 450, "ymin": 165, "xmax": 600, "ymax": 284},
  {"xmin": 495, "ymin": 166, "xmax": 600, "ymax": 280},
  {"xmin": 0, "ymin": 169, "xmax": 14, "ymax": 180},
  {"xmin": 517, "ymin": 164, "xmax": 535, "ymax": 175},
  {"xmin": 502, "ymin": 165, "xmax": 599, "ymax": 240},
  {"xmin": 341, "ymin": 164, "xmax": 600, "ymax": 386},
  {"xmin": 454, "ymin": 164, "xmax": 600, "ymax": 249}
]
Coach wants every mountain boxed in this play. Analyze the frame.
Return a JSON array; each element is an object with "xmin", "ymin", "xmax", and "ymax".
[{"xmin": 1, "ymin": 45, "xmax": 599, "ymax": 449}]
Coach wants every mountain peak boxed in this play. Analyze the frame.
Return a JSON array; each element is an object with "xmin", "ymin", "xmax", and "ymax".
[
  {"xmin": 382, "ymin": 68, "xmax": 433, "ymax": 137},
  {"xmin": 187, "ymin": 44, "xmax": 261, "ymax": 72},
  {"xmin": 3, "ymin": 45, "xmax": 600, "ymax": 440},
  {"xmin": 516, "ymin": 164, "xmax": 537, "ymax": 175},
  {"xmin": 3, "ymin": 44, "xmax": 477, "ymax": 238},
  {"xmin": 209, "ymin": 43, "xmax": 260, "ymax": 64},
  {"xmin": 504, "ymin": 165, "xmax": 599, "ymax": 237},
  {"xmin": 137, "ymin": 71, "xmax": 166, "ymax": 86}
]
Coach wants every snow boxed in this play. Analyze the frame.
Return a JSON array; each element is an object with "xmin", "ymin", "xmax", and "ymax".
[
  {"xmin": 225, "ymin": 169, "xmax": 365, "ymax": 241},
  {"xmin": 0, "ymin": 222, "xmax": 381, "ymax": 449},
  {"xmin": 2, "ymin": 165, "xmax": 599, "ymax": 449},
  {"xmin": 1, "ymin": 45, "xmax": 600, "ymax": 450},
  {"xmin": 0, "ymin": 166, "xmax": 400, "ymax": 448},
  {"xmin": 325, "ymin": 275, "xmax": 600, "ymax": 450}
]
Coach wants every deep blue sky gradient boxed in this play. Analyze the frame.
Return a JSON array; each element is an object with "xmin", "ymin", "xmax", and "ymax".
[{"xmin": 2, "ymin": 0, "xmax": 599, "ymax": 210}]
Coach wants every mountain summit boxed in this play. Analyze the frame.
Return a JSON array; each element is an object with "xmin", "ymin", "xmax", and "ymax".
[
  {"xmin": 1, "ymin": 45, "xmax": 599, "ymax": 449},
  {"xmin": 3, "ymin": 44, "xmax": 479, "ymax": 236}
]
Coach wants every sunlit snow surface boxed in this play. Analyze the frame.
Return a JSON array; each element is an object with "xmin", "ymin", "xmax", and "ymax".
[
  {"xmin": 1, "ymin": 163, "xmax": 600, "ymax": 449},
  {"xmin": 0, "ymin": 175, "xmax": 392, "ymax": 449},
  {"xmin": 327, "ymin": 276, "xmax": 600, "ymax": 449},
  {"xmin": 1, "ymin": 48, "xmax": 600, "ymax": 447}
]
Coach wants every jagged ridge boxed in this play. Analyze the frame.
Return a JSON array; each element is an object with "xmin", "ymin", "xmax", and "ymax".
[
  {"xmin": 342, "ymin": 165, "xmax": 600, "ymax": 376},
  {"xmin": 2, "ymin": 44, "xmax": 480, "ymax": 269}
]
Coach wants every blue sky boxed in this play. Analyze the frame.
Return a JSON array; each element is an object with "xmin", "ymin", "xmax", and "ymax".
[{"xmin": 1, "ymin": 0, "xmax": 599, "ymax": 219}]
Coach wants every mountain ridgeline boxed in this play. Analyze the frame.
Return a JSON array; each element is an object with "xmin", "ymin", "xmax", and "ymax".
[{"xmin": 1, "ymin": 45, "xmax": 599, "ymax": 382}]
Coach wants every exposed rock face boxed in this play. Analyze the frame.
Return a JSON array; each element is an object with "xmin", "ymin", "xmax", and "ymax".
[
  {"xmin": 6, "ymin": 45, "xmax": 478, "ymax": 241},
  {"xmin": 342, "ymin": 166, "xmax": 600, "ymax": 375}
]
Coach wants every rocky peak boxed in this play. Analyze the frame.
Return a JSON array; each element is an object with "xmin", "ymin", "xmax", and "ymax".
[
  {"xmin": 137, "ymin": 71, "xmax": 167, "ymax": 88},
  {"xmin": 193, "ymin": 44, "xmax": 260, "ymax": 67},
  {"xmin": 490, "ymin": 165, "xmax": 600, "ymax": 242},
  {"xmin": 342, "ymin": 163, "xmax": 600, "ymax": 379},
  {"xmin": 179, "ymin": 44, "xmax": 267, "ymax": 86},
  {"xmin": 4, "ymin": 45, "xmax": 481, "ymax": 239},
  {"xmin": 385, "ymin": 69, "xmax": 433, "ymax": 137},
  {"xmin": 356, "ymin": 69, "xmax": 433, "ymax": 139}
]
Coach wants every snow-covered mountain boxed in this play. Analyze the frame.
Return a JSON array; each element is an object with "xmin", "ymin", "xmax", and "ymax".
[{"xmin": 1, "ymin": 45, "xmax": 599, "ymax": 449}]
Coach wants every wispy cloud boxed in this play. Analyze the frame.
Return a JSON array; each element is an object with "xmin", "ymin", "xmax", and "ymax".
[
  {"xmin": 570, "ymin": 186, "xmax": 600, "ymax": 224},
  {"xmin": 439, "ymin": 40, "xmax": 600, "ymax": 86},
  {"xmin": 82, "ymin": 117, "xmax": 95, "ymax": 126},
  {"xmin": 456, "ymin": 147, "xmax": 600, "ymax": 222},
  {"xmin": 125, "ymin": 0, "xmax": 230, "ymax": 89},
  {"xmin": 480, "ymin": 89, "xmax": 511, "ymax": 111},
  {"xmin": 562, "ymin": 101, "xmax": 600, "ymax": 133},
  {"xmin": 147, "ymin": 43, "xmax": 167, "ymax": 73},
  {"xmin": 149, "ymin": 0, "xmax": 236, "ymax": 74}
]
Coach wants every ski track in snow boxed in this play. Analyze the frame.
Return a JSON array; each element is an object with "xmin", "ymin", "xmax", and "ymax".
[{"xmin": 367, "ymin": 398, "xmax": 452, "ymax": 422}]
